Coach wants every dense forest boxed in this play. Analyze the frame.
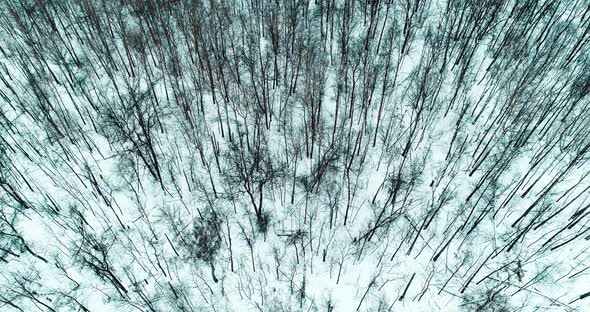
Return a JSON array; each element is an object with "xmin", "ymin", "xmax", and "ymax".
[{"xmin": 1, "ymin": 0, "xmax": 590, "ymax": 311}]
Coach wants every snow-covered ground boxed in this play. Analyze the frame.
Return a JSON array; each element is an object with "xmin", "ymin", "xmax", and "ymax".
[{"xmin": 1, "ymin": 0, "xmax": 590, "ymax": 311}]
